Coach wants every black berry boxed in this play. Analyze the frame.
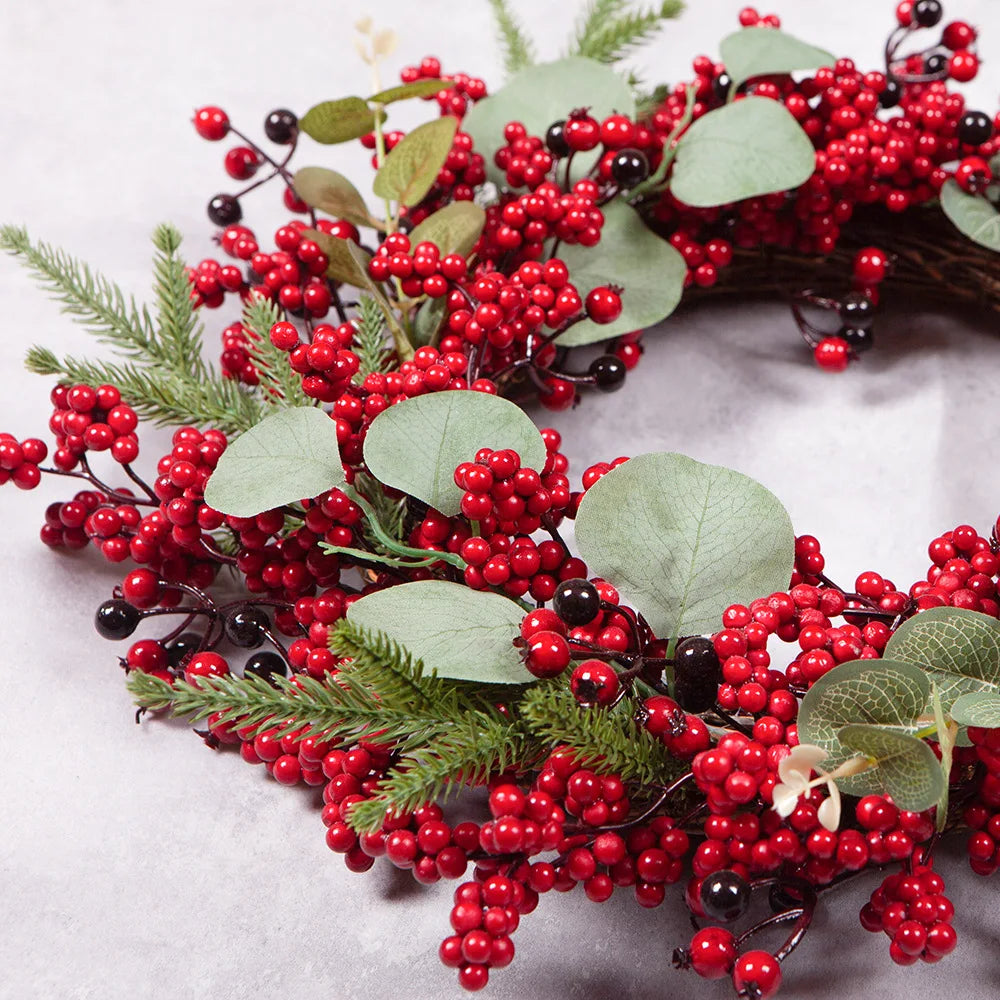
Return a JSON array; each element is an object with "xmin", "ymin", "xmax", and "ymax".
[
  {"xmin": 244, "ymin": 650, "xmax": 288, "ymax": 685},
  {"xmin": 225, "ymin": 607, "xmax": 269, "ymax": 648},
  {"xmin": 609, "ymin": 148, "xmax": 649, "ymax": 189},
  {"xmin": 589, "ymin": 355, "xmax": 627, "ymax": 392},
  {"xmin": 700, "ymin": 869, "xmax": 752, "ymax": 922},
  {"xmin": 553, "ymin": 578, "xmax": 601, "ymax": 627},
  {"xmin": 842, "ymin": 326, "xmax": 874, "ymax": 353},
  {"xmin": 914, "ymin": 0, "xmax": 943, "ymax": 27},
  {"xmin": 264, "ymin": 108, "xmax": 298, "ymax": 144},
  {"xmin": 166, "ymin": 631, "xmax": 203, "ymax": 668},
  {"xmin": 879, "ymin": 79, "xmax": 902, "ymax": 109},
  {"xmin": 207, "ymin": 194, "xmax": 241, "ymax": 227},
  {"xmin": 838, "ymin": 292, "xmax": 875, "ymax": 329},
  {"xmin": 958, "ymin": 111, "xmax": 994, "ymax": 147},
  {"xmin": 94, "ymin": 599, "xmax": 142, "ymax": 640},
  {"xmin": 673, "ymin": 635, "xmax": 721, "ymax": 712},
  {"xmin": 713, "ymin": 72, "xmax": 732, "ymax": 102},
  {"xmin": 923, "ymin": 52, "xmax": 947, "ymax": 75},
  {"xmin": 545, "ymin": 120, "xmax": 570, "ymax": 157}
]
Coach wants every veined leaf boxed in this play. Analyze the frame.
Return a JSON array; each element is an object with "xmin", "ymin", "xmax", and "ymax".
[
  {"xmin": 720, "ymin": 27, "xmax": 834, "ymax": 88},
  {"xmin": 408, "ymin": 202, "xmax": 486, "ymax": 259},
  {"xmin": 293, "ymin": 168, "xmax": 379, "ymax": 230},
  {"xmin": 372, "ymin": 117, "xmax": 458, "ymax": 207},
  {"xmin": 940, "ymin": 179, "xmax": 1000, "ymax": 252},
  {"xmin": 369, "ymin": 79, "xmax": 455, "ymax": 104},
  {"xmin": 299, "ymin": 97, "xmax": 384, "ymax": 144},
  {"xmin": 304, "ymin": 229, "xmax": 371, "ymax": 287}
]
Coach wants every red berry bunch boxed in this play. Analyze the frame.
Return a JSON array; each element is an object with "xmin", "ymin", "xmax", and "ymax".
[
  {"xmin": 46, "ymin": 382, "xmax": 139, "ymax": 470},
  {"xmin": 269, "ymin": 317, "xmax": 360, "ymax": 402},
  {"xmin": 398, "ymin": 56, "xmax": 489, "ymax": 119},
  {"xmin": 492, "ymin": 179, "xmax": 606, "ymax": 254},
  {"xmin": 0, "ymin": 431, "xmax": 46, "ymax": 490}
]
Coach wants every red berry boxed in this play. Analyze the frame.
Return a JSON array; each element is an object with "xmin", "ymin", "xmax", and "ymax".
[
  {"xmin": 585, "ymin": 286, "xmax": 623, "ymax": 325},
  {"xmin": 814, "ymin": 336, "xmax": 850, "ymax": 372},
  {"xmin": 193, "ymin": 106, "xmax": 229, "ymax": 141}
]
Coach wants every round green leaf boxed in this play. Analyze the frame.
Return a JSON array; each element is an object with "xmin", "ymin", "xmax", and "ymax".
[
  {"xmin": 363, "ymin": 391, "xmax": 546, "ymax": 516},
  {"xmin": 372, "ymin": 117, "xmax": 458, "ymax": 208},
  {"xmin": 720, "ymin": 27, "xmax": 834, "ymax": 88},
  {"xmin": 797, "ymin": 659, "xmax": 930, "ymax": 794},
  {"xmin": 293, "ymin": 168, "xmax": 378, "ymax": 230},
  {"xmin": 203, "ymin": 406, "xmax": 344, "ymax": 518},
  {"xmin": 670, "ymin": 97, "xmax": 816, "ymax": 208},
  {"xmin": 555, "ymin": 201, "xmax": 686, "ymax": 346},
  {"xmin": 573, "ymin": 452, "xmax": 794, "ymax": 639},
  {"xmin": 347, "ymin": 580, "xmax": 533, "ymax": 683},
  {"xmin": 300, "ymin": 97, "xmax": 383, "ymax": 145},
  {"xmin": 369, "ymin": 79, "xmax": 455, "ymax": 104},
  {"xmin": 951, "ymin": 691, "xmax": 1000, "ymax": 728},
  {"xmin": 408, "ymin": 202, "xmax": 486, "ymax": 258},
  {"xmin": 838, "ymin": 724, "xmax": 945, "ymax": 813},
  {"xmin": 940, "ymin": 179, "xmax": 1000, "ymax": 252},
  {"xmin": 462, "ymin": 58, "xmax": 635, "ymax": 187}
]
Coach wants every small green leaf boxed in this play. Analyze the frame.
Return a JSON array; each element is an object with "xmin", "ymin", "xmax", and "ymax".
[
  {"xmin": 203, "ymin": 407, "xmax": 344, "ymax": 518},
  {"xmin": 363, "ymin": 391, "xmax": 546, "ymax": 516},
  {"xmin": 838, "ymin": 724, "xmax": 945, "ymax": 813},
  {"xmin": 555, "ymin": 201, "xmax": 686, "ymax": 346},
  {"xmin": 949, "ymin": 691, "xmax": 1000, "ymax": 728},
  {"xmin": 573, "ymin": 453, "xmax": 794, "ymax": 639},
  {"xmin": 797, "ymin": 659, "xmax": 930, "ymax": 794},
  {"xmin": 670, "ymin": 97, "xmax": 816, "ymax": 208},
  {"xmin": 720, "ymin": 27, "xmax": 834, "ymax": 88},
  {"xmin": 412, "ymin": 296, "xmax": 447, "ymax": 347},
  {"xmin": 884, "ymin": 607, "xmax": 1000, "ymax": 710},
  {"xmin": 373, "ymin": 117, "xmax": 458, "ymax": 208},
  {"xmin": 299, "ymin": 97, "xmax": 384, "ymax": 144},
  {"xmin": 940, "ymin": 179, "xmax": 1000, "ymax": 252},
  {"xmin": 463, "ymin": 57, "xmax": 635, "ymax": 187},
  {"xmin": 408, "ymin": 202, "xmax": 486, "ymax": 258},
  {"xmin": 293, "ymin": 168, "xmax": 379, "ymax": 230},
  {"xmin": 368, "ymin": 79, "xmax": 455, "ymax": 104},
  {"xmin": 347, "ymin": 580, "xmax": 533, "ymax": 683},
  {"xmin": 304, "ymin": 230, "xmax": 372, "ymax": 287}
]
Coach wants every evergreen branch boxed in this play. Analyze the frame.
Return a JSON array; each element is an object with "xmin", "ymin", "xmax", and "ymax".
[
  {"xmin": 571, "ymin": 0, "xmax": 629, "ymax": 55},
  {"xmin": 519, "ymin": 682, "xmax": 685, "ymax": 787},
  {"xmin": 241, "ymin": 295, "xmax": 312, "ymax": 408},
  {"xmin": 487, "ymin": 0, "xmax": 537, "ymax": 76},
  {"xmin": 574, "ymin": 1, "xmax": 683, "ymax": 63},
  {"xmin": 635, "ymin": 82, "xmax": 670, "ymax": 118},
  {"xmin": 353, "ymin": 295, "xmax": 393, "ymax": 382},
  {"xmin": 150, "ymin": 223, "xmax": 207, "ymax": 380}
]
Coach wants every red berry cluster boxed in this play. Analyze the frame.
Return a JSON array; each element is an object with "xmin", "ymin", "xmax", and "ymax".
[
  {"xmin": 963, "ymin": 725, "xmax": 1000, "ymax": 875},
  {"xmin": 398, "ymin": 56, "xmax": 489, "ymax": 119},
  {"xmin": 492, "ymin": 178, "xmax": 606, "ymax": 254},
  {"xmin": 269, "ymin": 317, "xmax": 360, "ymax": 402},
  {"xmin": 46, "ymin": 383, "xmax": 139, "ymax": 470},
  {"xmin": 0, "ymin": 431, "xmax": 46, "ymax": 490}
]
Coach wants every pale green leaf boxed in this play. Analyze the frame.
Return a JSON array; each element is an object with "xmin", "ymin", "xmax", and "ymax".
[
  {"xmin": 949, "ymin": 691, "xmax": 1000, "ymax": 728},
  {"xmin": 369, "ymin": 80, "xmax": 455, "ymax": 104},
  {"xmin": 293, "ymin": 168, "xmax": 379, "ymax": 230},
  {"xmin": 931, "ymin": 683, "xmax": 954, "ymax": 830},
  {"xmin": 372, "ymin": 117, "xmax": 458, "ymax": 207},
  {"xmin": 299, "ymin": 97, "xmax": 384, "ymax": 144},
  {"xmin": 363, "ymin": 391, "xmax": 546, "ymax": 516},
  {"xmin": 347, "ymin": 580, "xmax": 533, "ymax": 683},
  {"xmin": 720, "ymin": 27, "xmax": 834, "ymax": 88},
  {"xmin": 573, "ymin": 452, "xmax": 794, "ymax": 639},
  {"xmin": 940, "ymin": 179, "xmax": 1000, "ymax": 252},
  {"xmin": 304, "ymin": 229, "xmax": 371, "ymax": 287},
  {"xmin": 408, "ymin": 202, "xmax": 486, "ymax": 258},
  {"xmin": 203, "ymin": 407, "xmax": 344, "ymax": 517},
  {"xmin": 670, "ymin": 97, "xmax": 816, "ymax": 208},
  {"xmin": 412, "ymin": 296, "xmax": 447, "ymax": 347},
  {"xmin": 555, "ymin": 201, "xmax": 685, "ymax": 345}
]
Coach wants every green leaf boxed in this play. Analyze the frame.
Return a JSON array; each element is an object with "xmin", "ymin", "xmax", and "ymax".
[
  {"xmin": 362, "ymin": 391, "xmax": 546, "ymax": 516},
  {"xmin": 797, "ymin": 659, "xmax": 930, "ymax": 794},
  {"xmin": 303, "ymin": 229, "xmax": 372, "ymax": 287},
  {"xmin": 368, "ymin": 79, "xmax": 455, "ymax": 104},
  {"xmin": 554, "ymin": 201, "xmax": 686, "ymax": 346},
  {"xmin": 884, "ymin": 607, "xmax": 1000, "ymax": 711},
  {"xmin": 462, "ymin": 57, "xmax": 635, "ymax": 187},
  {"xmin": 408, "ymin": 202, "xmax": 486, "ymax": 258},
  {"xmin": 203, "ymin": 406, "xmax": 345, "ymax": 517},
  {"xmin": 931, "ymin": 684, "xmax": 954, "ymax": 830},
  {"xmin": 940, "ymin": 179, "xmax": 1000, "ymax": 252},
  {"xmin": 951, "ymin": 691, "xmax": 1000, "ymax": 727},
  {"xmin": 719, "ymin": 27, "xmax": 834, "ymax": 89},
  {"xmin": 299, "ymin": 97, "xmax": 383, "ymax": 145},
  {"xmin": 573, "ymin": 452, "xmax": 794, "ymax": 640},
  {"xmin": 838, "ymin": 724, "xmax": 945, "ymax": 813},
  {"xmin": 670, "ymin": 97, "xmax": 816, "ymax": 208},
  {"xmin": 412, "ymin": 296, "xmax": 447, "ymax": 347},
  {"xmin": 372, "ymin": 117, "xmax": 458, "ymax": 208},
  {"xmin": 293, "ymin": 168, "xmax": 379, "ymax": 230},
  {"xmin": 346, "ymin": 580, "xmax": 533, "ymax": 683}
]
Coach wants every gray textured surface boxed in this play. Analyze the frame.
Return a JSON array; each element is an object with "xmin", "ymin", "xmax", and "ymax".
[{"xmin": 2, "ymin": 2, "xmax": 1000, "ymax": 998}]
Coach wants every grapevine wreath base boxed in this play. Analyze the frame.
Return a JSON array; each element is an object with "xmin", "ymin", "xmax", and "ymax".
[{"xmin": 4, "ymin": 1, "xmax": 1000, "ymax": 998}]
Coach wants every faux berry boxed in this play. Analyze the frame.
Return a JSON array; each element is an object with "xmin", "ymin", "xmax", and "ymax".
[
  {"xmin": 838, "ymin": 292, "xmax": 874, "ymax": 329},
  {"xmin": 564, "ymin": 112, "xmax": 600, "ymax": 152},
  {"xmin": 544, "ymin": 120, "xmax": 570, "ymax": 157},
  {"xmin": 193, "ymin": 106, "xmax": 229, "ymax": 140},
  {"xmin": 264, "ymin": 108, "xmax": 298, "ymax": 144},
  {"xmin": 585, "ymin": 286, "xmax": 623, "ymax": 325},
  {"xmin": 814, "ymin": 336, "xmax": 850, "ymax": 372},
  {"xmin": 673, "ymin": 636, "xmax": 721, "ymax": 713},
  {"xmin": 732, "ymin": 951, "xmax": 782, "ymax": 999},
  {"xmin": 244, "ymin": 650, "xmax": 288, "ymax": 684},
  {"xmin": 588, "ymin": 355, "xmax": 627, "ymax": 392},
  {"xmin": 570, "ymin": 659, "xmax": 620, "ymax": 706},
  {"xmin": 609, "ymin": 149, "xmax": 649, "ymax": 189},
  {"xmin": 553, "ymin": 578, "xmax": 601, "ymax": 626},
  {"xmin": 525, "ymin": 630, "xmax": 571, "ymax": 678},
  {"xmin": 700, "ymin": 869, "xmax": 751, "ymax": 922},
  {"xmin": 94, "ymin": 598, "xmax": 142, "ymax": 640},
  {"xmin": 207, "ymin": 194, "xmax": 242, "ymax": 227},
  {"xmin": 913, "ymin": 0, "xmax": 942, "ymax": 27},
  {"xmin": 225, "ymin": 607, "xmax": 269, "ymax": 648},
  {"xmin": 958, "ymin": 111, "xmax": 994, "ymax": 147},
  {"xmin": 842, "ymin": 327, "xmax": 874, "ymax": 353}
]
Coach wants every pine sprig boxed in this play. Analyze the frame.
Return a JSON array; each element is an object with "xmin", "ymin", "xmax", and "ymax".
[
  {"xmin": 353, "ymin": 294, "xmax": 393, "ymax": 382},
  {"xmin": 572, "ymin": 1, "xmax": 683, "ymax": 63},
  {"xmin": 241, "ymin": 295, "xmax": 312, "ymax": 408},
  {"xmin": 151, "ymin": 223, "xmax": 207, "ymax": 380},
  {"xmin": 487, "ymin": 0, "xmax": 537, "ymax": 77},
  {"xmin": 519, "ymin": 682, "xmax": 685, "ymax": 787},
  {"xmin": 572, "ymin": 0, "xmax": 629, "ymax": 54}
]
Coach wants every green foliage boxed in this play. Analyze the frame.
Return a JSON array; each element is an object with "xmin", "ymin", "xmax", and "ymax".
[
  {"xmin": 353, "ymin": 295, "xmax": 392, "ymax": 381},
  {"xmin": 150, "ymin": 224, "xmax": 208, "ymax": 379},
  {"xmin": 293, "ymin": 167, "xmax": 379, "ymax": 230},
  {"xmin": 572, "ymin": 0, "xmax": 683, "ymax": 63},
  {"xmin": 299, "ymin": 97, "xmax": 384, "ymax": 144},
  {"xmin": 487, "ymin": 0, "xmax": 537, "ymax": 76},
  {"xmin": 408, "ymin": 203, "xmax": 486, "ymax": 259},
  {"xmin": 372, "ymin": 117, "xmax": 459, "ymax": 208},
  {"xmin": 241, "ymin": 295, "xmax": 311, "ymax": 408},
  {"xmin": 351, "ymin": 470, "xmax": 407, "ymax": 553},
  {"xmin": 940, "ymin": 180, "xmax": 1000, "ymax": 252},
  {"xmin": 369, "ymin": 79, "xmax": 456, "ymax": 104},
  {"xmin": 719, "ymin": 27, "xmax": 833, "ymax": 89}
]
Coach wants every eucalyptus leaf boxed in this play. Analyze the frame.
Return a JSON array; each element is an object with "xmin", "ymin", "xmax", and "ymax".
[
  {"xmin": 347, "ymin": 580, "xmax": 533, "ymax": 683},
  {"xmin": 369, "ymin": 79, "xmax": 455, "ymax": 104},
  {"xmin": 373, "ymin": 117, "xmax": 458, "ymax": 207},
  {"xmin": 363, "ymin": 391, "xmax": 546, "ymax": 516},
  {"xmin": 948, "ymin": 691, "xmax": 1000, "ymax": 728},
  {"xmin": 409, "ymin": 202, "xmax": 486, "ymax": 258},
  {"xmin": 573, "ymin": 453, "xmax": 794, "ymax": 639},
  {"xmin": 299, "ymin": 97, "xmax": 384, "ymax": 145},
  {"xmin": 940, "ymin": 179, "xmax": 1000, "ymax": 252},
  {"xmin": 838, "ymin": 724, "xmax": 945, "ymax": 813},
  {"xmin": 884, "ymin": 607, "xmax": 1000, "ymax": 710},
  {"xmin": 304, "ymin": 230, "xmax": 372, "ymax": 287},
  {"xmin": 203, "ymin": 407, "xmax": 343, "ymax": 518},
  {"xmin": 293, "ymin": 167, "xmax": 379, "ymax": 230},
  {"xmin": 670, "ymin": 97, "xmax": 815, "ymax": 208},
  {"xmin": 555, "ymin": 201, "xmax": 686, "ymax": 346},
  {"xmin": 797, "ymin": 659, "xmax": 930, "ymax": 794},
  {"xmin": 720, "ymin": 27, "xmax": 834, "ymax": 88},
  {"xmin": 462, "ymin": 57, "xmax": 635, "ymax": 187},
  {"xmin": 412, "ymin": 296, "xmax": 447, "ymax": 347}
]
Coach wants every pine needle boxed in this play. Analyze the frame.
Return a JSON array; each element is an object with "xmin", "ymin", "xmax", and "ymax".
[
  {"xmin": 487, "ymin": 0, "xmax": 537, "ymax": 77},
  {"xmin": 573, "ymin": 0, "xmax": 683, "ymax": 63},
  {"xmin": 353, "ymin": 294, "xmax": 392, "ymax": 381}
]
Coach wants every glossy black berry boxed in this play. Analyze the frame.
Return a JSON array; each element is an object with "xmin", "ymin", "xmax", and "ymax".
[
  {"xmin": 610, "ymin": 148, "xmax": 649, "ymax": 189},
  {"xmin": 713, "ymin": 72, "xmax": 732, "ymax": 102},
  {"xmin": 673, "ymin": 636, "xmax": 721, "ymax": 712},
  {"xmin": 545, "ymin": 120, "xmax": 570, "ymax": 157},
  {"xmin": 244, "ymin": 650, "xmax": 288, "ymax": 685},
  {"xmin": 879, "ymin": 79, "xmax": 902, "ymax": 109},
  {"xmin": 225, "ymin": 607, "xmax": 269, "ymax": 648},
  {"xmin": 553, "ymin": 578, "xmax": 601, "ymax": 627},
  {"xmin": 95, "ymin": 599, "xmax": 142, "ymax": 640},
  {"xmin": 589, "ymin": 355, "xmax": 627, "ymax": 392},
  {"xmin": 958, "ymin": 110, "xmax": 994, "ymax": 147},
  {"xmin": 923, "ymin": 53, "xmax": 947, "ymax": 76},
  {"xmin": 914, "ymin": 0, "xmax": 943, "ymax": 27},
  {"xmin": 700, "ymin": 869, "xmax": 752, "ymax": 922},
  {"xmin": 207, "ymin": 194, "xmax": 241, "ymax": 227},
  {"xmin": 166, "ymin": 631, "xmax": 203, "ymax": 668},
  {"xmin": 842, "ymin": 326, "xmax": 874, "ymax": 353},
  {"xmin": 838, "ymin": 292, "xmax": 875, "ymax": 329},
  {"xmin": 264, "ymin": 108, "xmax": 298, "ymax": 144}
]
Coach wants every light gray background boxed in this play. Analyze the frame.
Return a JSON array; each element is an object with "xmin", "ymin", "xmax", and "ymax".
[{"xmin": 2, "ymin": 2, "xmax": 999, "ymax": 998}]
